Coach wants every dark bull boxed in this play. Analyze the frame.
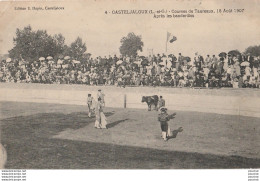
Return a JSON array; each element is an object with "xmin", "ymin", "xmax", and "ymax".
[{"xmin": 141, "ymin": 95, "xmax": 159, "ymax": 111}]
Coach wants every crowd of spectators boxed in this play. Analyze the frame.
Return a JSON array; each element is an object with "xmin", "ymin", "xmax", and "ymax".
[{"xmin": 0, "ymin": 52, "xmax": 260, "ymax": 88}]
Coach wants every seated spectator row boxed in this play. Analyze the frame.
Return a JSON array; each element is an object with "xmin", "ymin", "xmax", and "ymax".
[{"xmin": 0, "ymin": 53, "xmax": 260, "ymax": 88}]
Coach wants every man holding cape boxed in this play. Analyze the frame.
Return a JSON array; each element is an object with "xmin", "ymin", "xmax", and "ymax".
[{"xmin": 158, "ymin": 107, "xmax": 176, "ymax": 141}]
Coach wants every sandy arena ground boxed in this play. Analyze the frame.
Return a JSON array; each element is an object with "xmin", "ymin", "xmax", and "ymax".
[
  {"xmin": 54, "ymin": 107, "xmax": 260, "ymax": 159},
  {"xmin": 0, "ymin": 83, "xmax": 260, "ymax": 168},
  {"xmin": 0, "ymin": 101, "xmax": 259, "ymax": 169}
]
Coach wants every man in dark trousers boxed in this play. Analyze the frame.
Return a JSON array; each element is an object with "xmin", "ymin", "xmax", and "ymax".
[
  {"xmin": 97, "ymin": 89, "xmax": 105, "ymax": 106},
  {"xmin": 177, "ymin": 53, "xmax": 183, "ymax": 70},
  {"xmin": 158, "ymin": 107, "xmax": 176, "ymax": 141},
  {"xmin": 87, "ymin": 94, "xmax": 94, "ymax": 117},
  {"xmin": 247, "ymin": 53, "xmax": 254, "ymax": 68}
]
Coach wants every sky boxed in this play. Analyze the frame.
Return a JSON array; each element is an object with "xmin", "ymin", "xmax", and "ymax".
[{"xmin": 0, "ymin": 0, "xmax": 259, "ymax": 58}]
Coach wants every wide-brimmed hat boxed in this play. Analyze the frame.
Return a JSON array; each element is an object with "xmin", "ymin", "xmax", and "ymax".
[{"xmin": 160, "ymin": 107, "xmax": 167, "ymax": 112}]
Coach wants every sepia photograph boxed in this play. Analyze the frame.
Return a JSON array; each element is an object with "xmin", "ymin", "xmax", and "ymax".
[{"xmin": 0, "ymin": 0, "xmax": 259, "ymax": 179}]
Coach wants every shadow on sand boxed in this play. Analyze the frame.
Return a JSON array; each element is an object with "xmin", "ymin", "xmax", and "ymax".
[
  {"xmin": 167, "ymin": 127, "xmax": 183, "ymax": 140},
  {"xmin": 107, "ymin": 119, "xmax": 129, "ymax": 128}
]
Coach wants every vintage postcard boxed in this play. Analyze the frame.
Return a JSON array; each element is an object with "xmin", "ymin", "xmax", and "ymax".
[{"xmin": 0, "ymin": 0, "xmax": 259, "ymax": 180}]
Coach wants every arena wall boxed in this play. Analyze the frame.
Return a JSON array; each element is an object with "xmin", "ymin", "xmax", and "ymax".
[{"xmin": 0, "ymin": 83, "xmax": 260, "ymax": 118}]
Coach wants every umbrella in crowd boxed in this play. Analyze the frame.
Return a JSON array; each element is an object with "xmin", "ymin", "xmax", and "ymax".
[
  {"xmin": 133, "ymin": 61, "xmax": 141, "ymax": 65},
  {"xmin": 139, "ymin": 56, "xmax": 146, "ymax": 60},
  {"xmin": 141, "ymin": 59, "xmax": 149, "ymax": 66},
  {"xmin": 57, "ymin": 59, "xmax": 63, "ymax": 64},
  {"xmin": 121, "ymin": 61, "xmax": 127, "ymax": 66},
  {"xmin": 183, "ymin": 56, "xmax": 191, "ymax": 62},
  {"xmin": 178, "ymin": 72, "xmax": 184, "ymax": 77},
  {"xmin": 240, "ymin": 61, "xmax": 250, "ymax": 66},
  {"xmin": 63, "ymin": 64, "xmax": 69, "ymax": 68},
  {"xmin": 6, "ymin": 58, "xmax": 12, "ymax": 63},
  {"xmin": 159, "ymin": 62, "xmax": 165, "ymax": 66},
  {"xmin": 116, "ymin": 60, "xmax": 123, "ymax": 65},
  {"xmin": 19, "ymin": 60, "xmax": 26, "ymax": 65},
  {"xmin": 228, "ymin": 50, "xmax": 241, "ymax": 57},
  {"xmin": 219, "ymin": 52, "xmax": 227, "ymax": 58},
  {"xmin": 64, "ymin": 56, "xmax": 70, "ymax": 60},
  {"xmin": 168, "ymin": 54, "xmax": 177, "ymax": 61},
  {"xmin": 47, "ymin": 56, "xmax": 53, "ymax": 60},
  {"xmin": 72, "ymin": 60, "xmax": 80, "ymax": 64},
  {"xmin": 39, "ymin": 57, "xmax": 45, "ymax": 61},
  {"xmin": 171, "ymin": 68, "xmax": 177, "ymax": 72}
]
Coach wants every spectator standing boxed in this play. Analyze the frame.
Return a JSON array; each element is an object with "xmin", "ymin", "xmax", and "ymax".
[
  {"xmin": 158, "ymin": 96, "xmax": 165, "ymax": 110},
  {"xmin": 177, "ymin": 53, "xmax": 183, "ymax": 70},
  {"xmin": 205, "ymin": 55, "xmax": 211, "ymax": 68}
]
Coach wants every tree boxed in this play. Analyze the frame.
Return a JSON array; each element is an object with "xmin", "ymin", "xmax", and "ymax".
[
  {"xmin": 228, "ymin": 50, "xmax": 241, "ymax": 57},
  {"xmin": 9, "ymin": 25, "xmax": 66, "ymax": 61},
  {"xmin": 244, "ymin": 45, "xmax": 260, "ymax": 56},
  {"xmin": 53, "ymin": 33, "xmax": 66, "ymax": 56},
  {"xmin": 67, "ymin": 37, "xmax": 87, "ymax": 60},
  {"xmin": 119, "ymin": 32, "xmax": 144, "ymax": 57}
]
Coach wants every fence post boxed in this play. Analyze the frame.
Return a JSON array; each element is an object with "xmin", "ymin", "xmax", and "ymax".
[{"xmin": 124, "ymin": 94, "xmax": 127, "ymax": 108}]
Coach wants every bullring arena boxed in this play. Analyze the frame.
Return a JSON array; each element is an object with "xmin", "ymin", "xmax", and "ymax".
[{"xmin": 0, "ymin": 83, "xmax": 259, "ymax": 169}]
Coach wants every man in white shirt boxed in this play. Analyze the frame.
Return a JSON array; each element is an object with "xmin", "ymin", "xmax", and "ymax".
[
  {"xmin": 205, "ymin": 55, "xmax": 211, "ymax": 67},
  {"xmin": 161, "ymin": 55, "xmax": 167, "ymax": 67}
]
